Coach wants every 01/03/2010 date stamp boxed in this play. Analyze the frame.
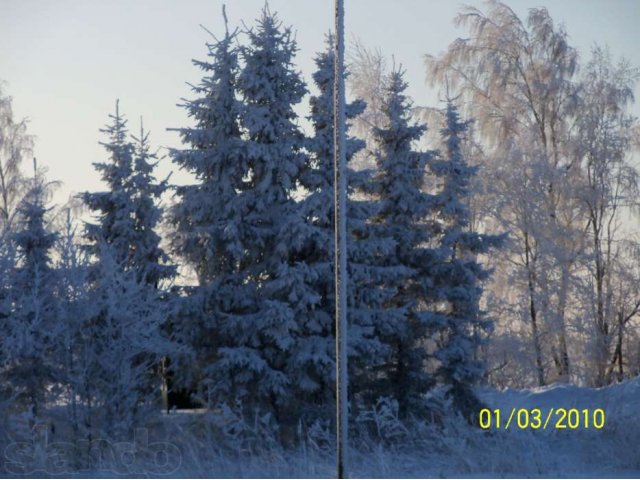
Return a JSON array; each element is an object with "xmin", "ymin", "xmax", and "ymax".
[{"xmin": 478, "ymin": 408, "xmax": 605, "ymax": 430}]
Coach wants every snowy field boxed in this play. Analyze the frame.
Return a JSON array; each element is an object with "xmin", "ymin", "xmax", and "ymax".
[{"xmin": 2, "ymin": 379, "xmax": 640, "ymax": 478}]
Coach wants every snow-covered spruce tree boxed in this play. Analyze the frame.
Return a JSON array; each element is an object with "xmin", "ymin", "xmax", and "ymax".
[
  {"xmin": 79, "ymin": 243, "xmax": 172, "ymax": 440},
  {"xmin": 287, "ymin": 38, "xmax": 366, "ymax": 422},
  {"xmin": 55, "ymin": 209, "xmax": 94, "ymax": 447},
  {"xmin": 431, "ymin": 101, "xmax": 503, "ymax": 417},
  {"xmin": 55, "ymin": 208, "xmax": 170, "ymax": 445},
  {"xmin": 0, "ymin": 229, "xmax": 15, "ymax": 442},
  {"xmin": 80, "ymin": 104, "xmax": 174, "ymax": 437},
  {"xmin": 167, "ymin": 15, "xmax": 247, "ymax": 405},
  {"xmin": 309, "ymin": 67, "xmax": 425, "ymax": 417},
  {"xmin": 83, "ymin": 102, "xmax": 172, "ymax": 286},
  {"xmin": 128, "ymin": 122, "xmax": 174, "ymax": 286},
  {"xmin": 0, "ymin": 164, "xmax": 60, "ymax": 427},
  {"xmin": 169, "ymin": 19, "xmax": 244, "ymax": 285},
  {"xmin": 215, "ymin": 6, "xmax": 309, "ymax": 422},
  {"xmin": 366, "ymin": 70, "xmax": 437, "ymax": 416},
  {"xmin": 340, "ymin": 85, "xmax": 424, "ymax": 414},
  {"xmin": 82, "ymin": 102, "xmax": 135, "ymax": 262}
]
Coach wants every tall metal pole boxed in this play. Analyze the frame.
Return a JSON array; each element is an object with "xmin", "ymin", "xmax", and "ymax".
[{"xmin": 333, "ymin": 0, "xmax": 348, "ymax": 478}]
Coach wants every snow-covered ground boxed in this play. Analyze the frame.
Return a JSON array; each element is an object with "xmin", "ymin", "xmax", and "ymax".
[
  {"xmin": 466, "ymin": 379, "xmax": 640, "ymax": 478},
  {"xmin": 2, "ymin": 379, "xmax": 640, "ymax": 478},
  {"xmin": 478, "ymin": 377, "xmax": 640, "ymax": 422},
  {"xmin": 125, "ymin": 376, "xmax": 640, "ymax": 478}
]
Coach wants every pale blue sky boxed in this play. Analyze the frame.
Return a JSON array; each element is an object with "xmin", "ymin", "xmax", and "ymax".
[{"xmin": 1, "ymin": 0, "xmax": 639, "ymax": 205}]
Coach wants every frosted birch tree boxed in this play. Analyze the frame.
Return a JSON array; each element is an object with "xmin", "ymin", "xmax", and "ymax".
[
  {"xmin": 346, "ymin": 41, "xmax": 388, "ymax": 171},
  {"xmin": 573, "ymin": 47, "xmax": 640, "ymax": 386},
  {"xmin": 0, "ymin": 85, "xmax": 32, "ymax": 230},
  {"xmin": 426, "ymin": 1, "xmax": 582, "ymax": 385}
]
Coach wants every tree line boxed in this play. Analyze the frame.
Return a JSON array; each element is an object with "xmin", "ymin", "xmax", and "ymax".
[{"xmin": 0, "ymin": 1, "xmax": 638, "ymax": 447}]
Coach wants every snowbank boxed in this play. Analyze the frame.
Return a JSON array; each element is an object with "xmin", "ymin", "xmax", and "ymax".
[{"xmin": 477, "ymin": 376, "xmax": 640, "ymax": 428}]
